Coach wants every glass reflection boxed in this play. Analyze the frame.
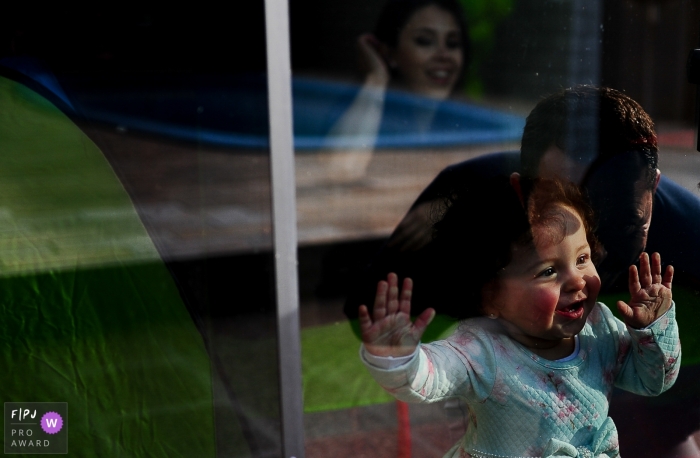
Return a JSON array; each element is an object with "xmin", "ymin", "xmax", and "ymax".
[{"xmin": 294, "ymin": 0, "xmax": 700, "ymax": 457}]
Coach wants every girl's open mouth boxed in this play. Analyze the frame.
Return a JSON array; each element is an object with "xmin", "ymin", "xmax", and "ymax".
[{"xmin": 555, "ymin": 301, "xmax": 585, "ymax": 320}]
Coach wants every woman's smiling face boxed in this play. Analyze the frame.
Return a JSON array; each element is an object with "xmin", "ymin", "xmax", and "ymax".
[
  {"xmin": 389, "ymin": 4, "xmax": 463, "ymax": 99},
  {"xmin": 484, "ymin": 205, "xmax": 601, "ymax": 354}
]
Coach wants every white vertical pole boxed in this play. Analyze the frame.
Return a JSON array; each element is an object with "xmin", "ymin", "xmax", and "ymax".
[{"xmin": 263, "ymin": 0, "xmax": 305, "ymax": 456}]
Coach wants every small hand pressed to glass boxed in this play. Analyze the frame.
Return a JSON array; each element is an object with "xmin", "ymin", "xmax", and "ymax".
[
  {"xmin": 358, "ymin": 273, "xmax": 435, "ymax": 358},
  {"xmin": 617, "ymin": 251, "xmax": 673, "ymax": 329}
]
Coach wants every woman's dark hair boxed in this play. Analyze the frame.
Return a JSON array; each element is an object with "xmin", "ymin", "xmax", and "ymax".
[
  {"xmin": 373, "ymin": 0, "xmax": 471, "ymax": 88},
  {"xmin": 430, "ymin": 176, "xmax": 599, "ymax": 320}
]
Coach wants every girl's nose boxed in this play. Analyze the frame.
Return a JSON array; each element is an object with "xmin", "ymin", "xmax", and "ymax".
[{"xmin": 564, "ymin": 272, "xmax": 586, "ymax": 292}]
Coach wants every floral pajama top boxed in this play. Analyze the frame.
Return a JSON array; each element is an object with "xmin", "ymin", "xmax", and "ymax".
[{"xmin": 362, "ymin": 303, "xmax": 681, "ymax": 457}]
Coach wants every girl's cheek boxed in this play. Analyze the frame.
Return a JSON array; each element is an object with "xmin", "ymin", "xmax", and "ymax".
[
  {"xmin": 529, "ymin": 290, "xmax": 559, "ymax": 322},
  {"xmin": 585, "ymin": 274, "xmax": 602, "ymax": 298}
]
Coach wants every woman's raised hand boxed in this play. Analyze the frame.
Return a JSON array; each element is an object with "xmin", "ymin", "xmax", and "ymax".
[
  {"xmin": 357, "ymin": 33, "xmax": 391, "ymax": 87},
  {"xmin": 359, "ymin": 273, "xmax": 435, "ymax": 357},
  {"xmin": 616, "ymin": 252, "xmax": 673, "ymax": 329}
]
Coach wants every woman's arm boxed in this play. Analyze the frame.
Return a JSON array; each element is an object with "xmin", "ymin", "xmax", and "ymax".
[{"xmin": 325, "ymin": 35, "xmax": 389, "ymax": 152}]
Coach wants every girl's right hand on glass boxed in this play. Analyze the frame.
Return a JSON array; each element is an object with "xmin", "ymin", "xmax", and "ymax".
[{"xmin": 358, "ymin": 273, "xmax": 435, "ymax": 357}]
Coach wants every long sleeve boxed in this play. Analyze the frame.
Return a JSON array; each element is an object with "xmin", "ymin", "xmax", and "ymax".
[
  {"xmin": 361, "ymin": 322, "xmax": 497, "ymax": 405},
  {"xmin": 612, "ymin": 302, "xmax": 681, "ymax": 395}
]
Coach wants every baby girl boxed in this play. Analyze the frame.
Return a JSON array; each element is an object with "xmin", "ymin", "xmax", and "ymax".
[{"xmin": 359, "ymin": 178, "xmax": 680, "ymax": 457}]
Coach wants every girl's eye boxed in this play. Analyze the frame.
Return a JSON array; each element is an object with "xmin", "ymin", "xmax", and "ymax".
[
  {"xmin": 538, "ymin": 267, "xmax": 556, "ymax": 278},
  {"xmin": 577, "ymin": 254, "xmax": 589, "ymax": 265}
]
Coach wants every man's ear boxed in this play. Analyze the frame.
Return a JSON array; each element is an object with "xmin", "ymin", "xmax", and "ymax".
[
  {"xmin": 654, "ymin": 168, "xmax": 661, "ymax": 192},
  {"xmin": 509, "ymin": 172, "xmax": 525, "ymax": 207}
]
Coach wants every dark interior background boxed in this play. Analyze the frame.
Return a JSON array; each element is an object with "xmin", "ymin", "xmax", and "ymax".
[{"xmin": 1, "ymin": 0, "xmax": 698, "ymax": 311}]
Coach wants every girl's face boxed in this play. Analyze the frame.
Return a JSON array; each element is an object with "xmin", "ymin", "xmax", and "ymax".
[
  {"xmin": 388, "ymin": 5, "xmax": 463, "ymax": 99},
  {"xmin": 484, "ymin": 205, "xmax": 601, "ymax": 355}
]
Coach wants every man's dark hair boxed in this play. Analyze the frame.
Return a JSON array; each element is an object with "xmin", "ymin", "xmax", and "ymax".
[
  {"xmin": 520, "ymin": 85, "xmax": 658, "ymax": 187},
  {"xmin": 373, "ymin": 0, "xmax": 471, "ymax": 87}
]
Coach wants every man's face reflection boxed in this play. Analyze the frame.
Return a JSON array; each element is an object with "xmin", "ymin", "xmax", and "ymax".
[
  {"xmin": 584, "ymin": 152, "xmax": 655, "ymax": 270},
  {"xmin": 538, "ymin": 147, "xmax": 656, "ymax": 284}
]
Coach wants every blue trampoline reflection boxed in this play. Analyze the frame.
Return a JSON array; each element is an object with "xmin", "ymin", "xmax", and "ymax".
[{"xmin": 62, "ymin": 75, "xmax": 524, "ymax": 150}]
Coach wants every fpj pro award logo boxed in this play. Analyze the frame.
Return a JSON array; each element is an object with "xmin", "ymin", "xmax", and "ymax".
[{"xmin": 4, "ymin": 402, "xmax": 67, "ymax": 454}]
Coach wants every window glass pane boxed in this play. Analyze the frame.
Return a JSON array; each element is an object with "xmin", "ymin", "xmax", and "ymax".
[
  {"xmin": 1, "ymin": 3, "xmax": 280, "ymax": 457},
  {"xmin": 292, "ymin": 0, "xmax": 700, "ymax": 456}
]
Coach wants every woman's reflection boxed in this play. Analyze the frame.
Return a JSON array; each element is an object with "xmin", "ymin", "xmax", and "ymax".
[
  {"xmin": 369, "ymin": 0, "xmax": 468, "ymax": 98},
  {"xmin": 324, "ymin": 0, "xmax": 470, "ymax": 181}
]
